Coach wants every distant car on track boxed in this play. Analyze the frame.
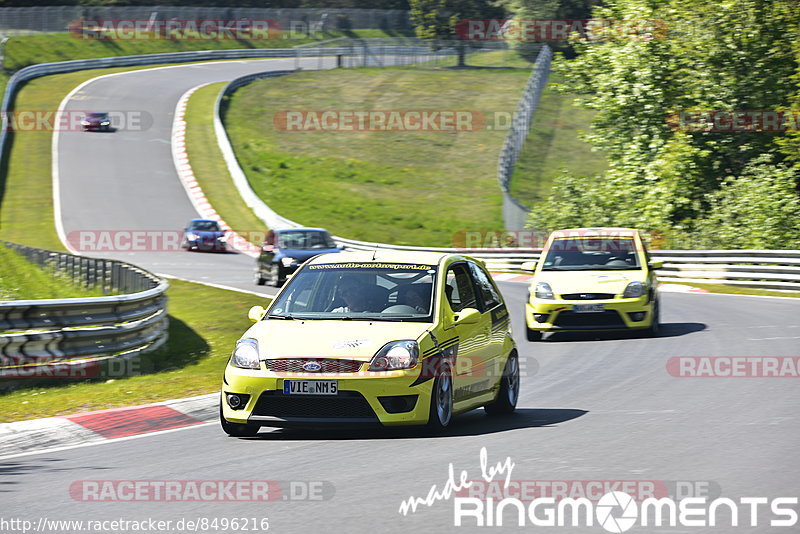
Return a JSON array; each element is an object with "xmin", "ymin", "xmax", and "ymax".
[
  {"xmin": 221, "ymin": 250, "xmax": 518, "ymax": 436},
  {"xmin": 523, "ymin": 227, "xmax": 663, "ymax": 340},
  {"xmin": 254, "ymin": 228, "xmax": 341, "ymax": 287},
  {"xmin": 181, "ymin": 219, "xmax": 228, "ymax": 252},
  {"xmin": 81, "ymin": 112, "xmax": 111, "ymax": 132}
]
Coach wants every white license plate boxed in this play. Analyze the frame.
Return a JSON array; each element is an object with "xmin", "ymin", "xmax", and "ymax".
[
  {"xmin": 573, "ymin": 304, "xmax": 605, "ymax": 313},
  {"xmin": 283, "ymin": 380, "xmax": 338, "ymax": 395}
]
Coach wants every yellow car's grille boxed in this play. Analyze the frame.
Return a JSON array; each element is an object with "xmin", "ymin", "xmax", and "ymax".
[
  {"xmin": 264, "ymin": 358, "xmax": 363, "ymax": 373},
  {"xmin": 560, "ymin": 293, "xmax": 615, "ymax": 300}
]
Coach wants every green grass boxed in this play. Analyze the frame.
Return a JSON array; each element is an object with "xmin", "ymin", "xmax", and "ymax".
[
  {"xmin": 0, "ymin": 71, "xmax": 8, "ymax": 100},
  {"xmin": 222, "ymin": 50, "xmax": 532, "ymax": 246},
  {"xmin": 509, "ymin": 73, "xmax": 607, "ymax": 206},
  {"xmin": 0, "ymin": 243, "xmax": 105, "ymax": 300},
  {"xmin": 659, "ymin": 280, "xmax": 800, "ymax": 299},
  {"xmin": 3, "ymin": 29, "xmax": 412, "ymax": 71},
  {"xmin": 184, "ymin": 82, "xmax": 266, "ymax": 243},
  {"xmin": 0, "ymin": 279, "xmax": 269, "ymax": 422}
]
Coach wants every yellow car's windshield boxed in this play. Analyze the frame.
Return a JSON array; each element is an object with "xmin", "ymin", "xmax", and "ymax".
[
  {"xmin": 542, "ymin": 237, "xmax": 641, "ymax": 271},
  {"xmin": 268, "ymin": 263, "xmax": 438, "ymax": 322}
]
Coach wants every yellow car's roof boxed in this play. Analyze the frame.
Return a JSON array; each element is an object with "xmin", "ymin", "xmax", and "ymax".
[
  {"xmin": 308, "ymin": 249, "xmax": 456, "ymax": 266},
  {"xmin": 551, "ymin": 227, "xmax": 640, "ymax": 234}
]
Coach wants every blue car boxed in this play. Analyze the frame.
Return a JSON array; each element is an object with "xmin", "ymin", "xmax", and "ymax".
[
  {"xmin": 181, "ymin": 219, "xmax": 228, "ymax": 252},
  {"xmin": 255, "ymin": 227, "xmax": 341, "ymax": 286}
]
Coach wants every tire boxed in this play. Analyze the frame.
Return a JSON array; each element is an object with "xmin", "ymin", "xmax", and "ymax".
[
  {"xmin": 485, "ymin": 352, "xmax": 519, "ymax": 415},
  {"xmin": 219, "ymin": 403, "xmax": 260, "ymax": 437},
  {"xmin": 526, "ymin": 327, "xmax": 542, "ymax": 341},
  {"xmin": 645, "ymin": 299, "xmax": 660, "ymax": 337},
  {"xmin": 426, "ymin": 363, "xmax": 453, "ymax": 431},
  {"xmin": 268, "ymin": 264, "xmax": 282, "ymax": 287},
  {"xmin": 254, "ymin": 269, "xmax": 267, "ymax": 286}
]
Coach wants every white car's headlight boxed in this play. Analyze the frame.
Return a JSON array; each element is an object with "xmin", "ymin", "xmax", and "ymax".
[
  {"xmin": 280, "ymin": 257, "xmax": 298, "ymax": 267},
  {"xmin": 369, "ymin": 341, "xmax": 419, "ymax": 371},
  {"xmin": 186, "ymin": 232, "xmax": 199, "ymax": 241},
  {"xmin": 81, "ymin": 121, "xmax": 90, "ymax": 125},
  {"xmin": 623, "ymin": 281, "xmax": 647, "ymax": 298},
  {"xmin": 231, "ymin": 338, "xmax": 260, "ymax": 369},
  {"xmin": 100, "ymin": 120, "xmax": 110, "ymax": 125},
  {"xmin": 534, "ymin": 281, "xmax": 555, "ymax": 299}
]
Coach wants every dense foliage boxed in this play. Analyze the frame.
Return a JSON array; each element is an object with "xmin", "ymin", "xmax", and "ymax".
[
  {"xmin": 524, "ymin": 0, "xmax": 800, "ymax": 249},
  {"xmin": 0, "ymin": 0, "xmax": 410, "ymax": 7}
]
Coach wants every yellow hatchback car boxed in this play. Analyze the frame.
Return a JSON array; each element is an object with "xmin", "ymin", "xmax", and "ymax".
[
  {"xmin": 524, "ymin": 228, "xmax": 663, "ymax": 340},
  {"xmin": 220, "ymin": 251, "xmax": 518, "ymax": 436}
]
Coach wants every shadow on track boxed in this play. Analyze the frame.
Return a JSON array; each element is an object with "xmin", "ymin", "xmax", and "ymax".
[
  {"xmin": 0, "ymin": 459, "xmax": 111, "ymax": 491},
  {"xmin": 240, "ymin": 408, "xmax": 588, "ymax": 442},
  {"xmin": 541, "ymin": 322, "xmax": 706, "ymax": 343}
]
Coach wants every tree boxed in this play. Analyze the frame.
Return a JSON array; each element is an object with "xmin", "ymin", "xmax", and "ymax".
[
  {"xmin": 409, "ymin": 0, "xmax": 503, "ymax": 66},
  {"xmin": 525, "ymin": 0, "xmax": 800, "ymax": 248}
]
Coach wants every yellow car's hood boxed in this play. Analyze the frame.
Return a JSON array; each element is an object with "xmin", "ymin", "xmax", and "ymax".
[
  {"xmin": 242, "ymin": 320, "xmax": 431, "ymax": 360},
  {"xmin": 534, "ymin": 270, "xmax": 646, "ymax": 296}
]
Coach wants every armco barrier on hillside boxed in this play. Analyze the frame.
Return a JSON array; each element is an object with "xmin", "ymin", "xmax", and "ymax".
[{"xmin": 0, "ymin": 241, "xmax": 168, "ymax": 381}]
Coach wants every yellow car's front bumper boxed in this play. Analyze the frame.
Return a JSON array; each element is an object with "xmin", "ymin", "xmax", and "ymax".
[
  {"xmin": 525, "ymin": 295, "xmax": 656, "ymax": 332},
  {"xmin": 221, "ymin": 365, "xmax": 435, "ymax": 427}
]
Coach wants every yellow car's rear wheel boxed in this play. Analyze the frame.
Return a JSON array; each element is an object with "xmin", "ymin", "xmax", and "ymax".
[{"xmin": 485, "ymin": 352, "xmax": 519, "ymax": 415}]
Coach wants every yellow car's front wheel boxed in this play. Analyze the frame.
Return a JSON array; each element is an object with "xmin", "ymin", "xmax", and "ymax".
[
  {"xmin": 426, "ymin": 363, "xmax": 453, "ymax": 431},
  {"xmin": 220, "ymin": 398, "xmax": 259, "ymax": 437}
]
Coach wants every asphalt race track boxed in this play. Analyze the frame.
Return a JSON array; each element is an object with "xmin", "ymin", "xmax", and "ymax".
[
  {"xmin": 57, "ymin": 58, "xmax": 339, "ymax": 295},
  {"xmin": 9, "ymin": 57, "xmax": 799, "ymax": 532},
  {"xmin": 3, "ymin": 284, "xmax": 799, "ymax": 532}
]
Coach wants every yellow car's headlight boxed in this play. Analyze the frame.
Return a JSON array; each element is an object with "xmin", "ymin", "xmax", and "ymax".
[
  {"xmin": 622, "ymin": 281, "xmax": 647, "ymax": 298},
  {"xmin": 534, "ymin": 281, "xmax": 555, "ymax": 299},
  {"xmin": 369, "ymin": 341, "xmax": 419, "ymax": 371},
  {"xmin": 231, "ymin": 338, "xmax": 260, "ymax": 369}
]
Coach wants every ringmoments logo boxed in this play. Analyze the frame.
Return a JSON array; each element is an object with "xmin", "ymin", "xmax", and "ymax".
[{"xmin": 398, "ymin": 448, "xmax": 799, "ymax": 530}]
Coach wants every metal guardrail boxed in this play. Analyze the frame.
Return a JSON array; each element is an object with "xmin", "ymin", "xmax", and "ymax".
[
  {"xmin": 0, "ymin": 242, "xmax": 169, "ymax": 380},
  {"xmin": 0, "ymin": 6, "xmax": 411, "ymax": 34},
  {"xmin": 293, "ymin": 37, "xmax": 507, "ymax": 70},
  {"xmin": 473, "ymin": 250, "xmax": 800, "ymax": 291},
  {"xmin": 498, "ymin": 44, "xmax": 551, "ymax": 230}
]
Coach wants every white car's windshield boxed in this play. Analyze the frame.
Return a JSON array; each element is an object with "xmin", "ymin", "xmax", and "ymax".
[
  {"xmin": 541, "ymin": 237, "xmax": 642, "ymax": 271},
  {"xmin": 268, "ymin": 262, "xmax": 437, "ymax": 322}
]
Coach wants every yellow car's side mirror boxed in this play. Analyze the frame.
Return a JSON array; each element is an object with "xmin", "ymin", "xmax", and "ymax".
[
  {"xmin": 248, "ymin": 305, "xmax": 267, "ymax": 322},
  {"xmin": 649, "ymin": 260, "xmax": 664, "ymax": 270},
  {"xmin": 520, "ymin": 261, "xmax": 538, "ymax": 272},
  {"xmin": 453, "ymin": 307, "xmax": 481, "ymax": 325}
]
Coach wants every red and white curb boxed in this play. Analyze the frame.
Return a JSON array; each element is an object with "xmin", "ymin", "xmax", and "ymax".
[
  {"xmin": 657, "ymin": 284, "xmax": 709, "ymax": 293},
  {"xmin": 491, "ymin": 273, "xmax": 533, "ymax": 283},
  {"xmin": 0, "ymin": 393, "xmax": 218, "ymax": 459},
  {"xmin": 171, "ymin": 84, "xmax": 261, "ymax": 258}
]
